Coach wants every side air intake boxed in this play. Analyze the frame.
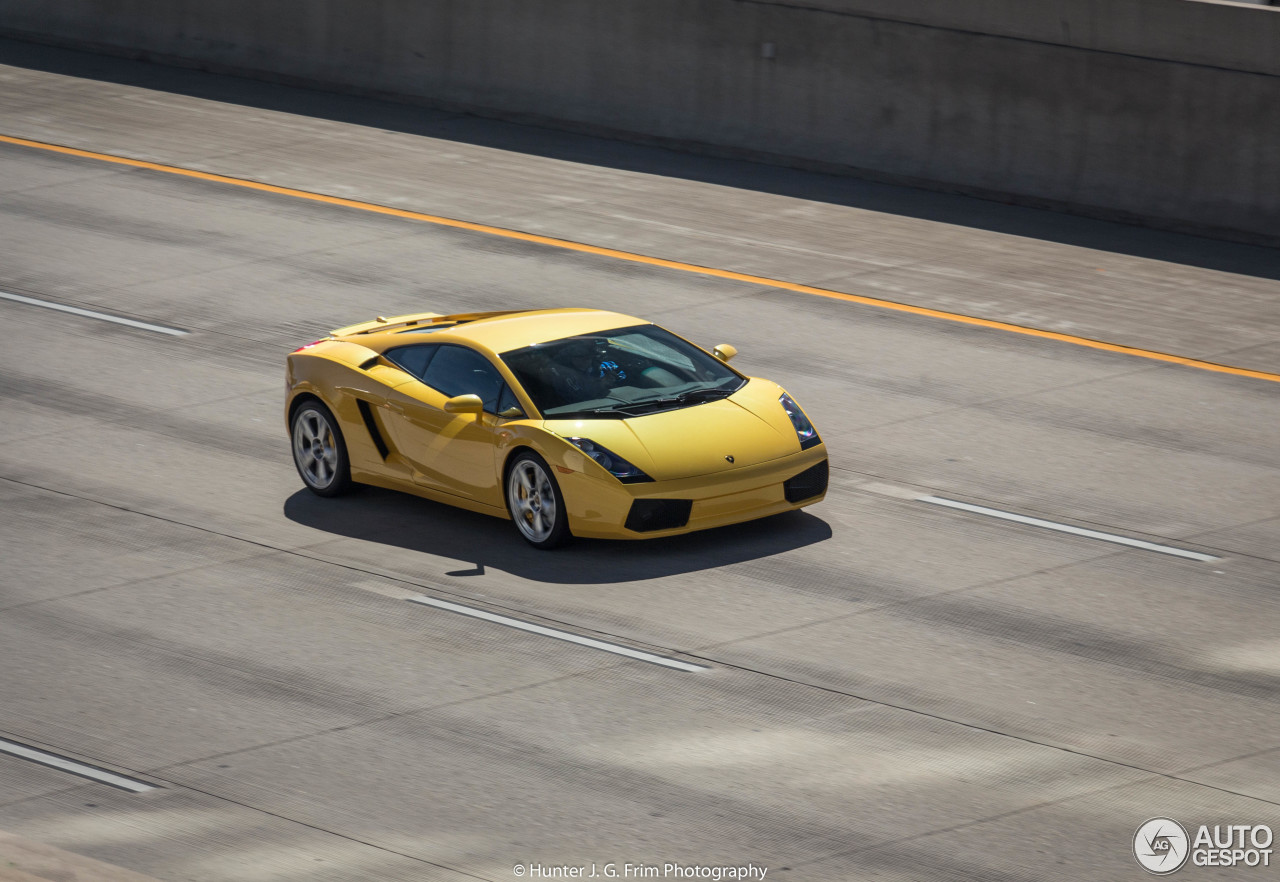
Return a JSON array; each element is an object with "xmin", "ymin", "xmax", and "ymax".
[{"xmin": 355, "ymin": 399, "xmax": 390, "ymax": 459}]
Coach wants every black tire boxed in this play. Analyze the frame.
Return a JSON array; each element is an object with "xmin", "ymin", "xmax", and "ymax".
[
  {"xmin": 505, "ymin": 451, "xmax": 572, "ymax": 549},
  {"xmin": 290, "ymin": 400, "xmax": 353, "ymax": 497}
]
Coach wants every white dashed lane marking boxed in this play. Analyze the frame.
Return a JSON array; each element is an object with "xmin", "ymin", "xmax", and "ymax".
[
  {"xmin": 0, "ymin": 290, "xmax": 188, "ymax": 336},
  {"xmin": 918, "ymin": 496, "xmax": 1219, "ymax": 562},
  {"xmin": 407, "ymin": 595, "xmax": 709, "ymax": 672},
  {"xmin": 0, "ymin": 736, "xmax": 156, "ymax": 792}
]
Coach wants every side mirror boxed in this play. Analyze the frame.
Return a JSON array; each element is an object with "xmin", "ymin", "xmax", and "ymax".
[
  {"xmin": 443, "ymin": 393, "xmax": 484, "ymax": 414},
  {"xmin": 713, "ymin": 344, "xmax": 737, "ymax": 363}
]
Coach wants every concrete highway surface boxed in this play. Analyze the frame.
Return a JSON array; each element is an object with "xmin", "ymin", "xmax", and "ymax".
[{"xmin": 1, "ymin": 39, "xmax": 1278, "ymax": 882}]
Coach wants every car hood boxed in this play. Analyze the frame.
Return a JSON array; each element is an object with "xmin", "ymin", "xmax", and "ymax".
[{"xmin": 543, "ymin": 378, "xmax": 800, "ymax": 481}]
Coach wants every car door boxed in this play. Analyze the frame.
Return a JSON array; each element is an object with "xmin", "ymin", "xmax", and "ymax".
[{"xmin": 378, "ymin": 343, "xmax": 511, "ymax": 508}]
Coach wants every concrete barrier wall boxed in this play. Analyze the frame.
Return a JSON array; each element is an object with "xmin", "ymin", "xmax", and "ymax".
[{"xmin": 2, "ymin": 0, "xmax": 1278, "ymax": 243}]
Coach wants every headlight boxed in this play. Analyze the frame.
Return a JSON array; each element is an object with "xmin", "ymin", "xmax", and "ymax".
[
  {"xmin": 568, "ymin": 437, "xmax": 653, "ymax": 483},
  {"xmin": 779, "ymin": 392, "xmax": 821, "ymax": 449}
]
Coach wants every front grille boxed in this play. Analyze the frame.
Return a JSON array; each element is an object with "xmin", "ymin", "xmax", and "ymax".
[
  {"xmin": 625, "ymin": 498, "xmax": 693, "ymax": 533},
  {"xmin": 784, "ymin": 459, "xmax": 829, "ymax": 503}
]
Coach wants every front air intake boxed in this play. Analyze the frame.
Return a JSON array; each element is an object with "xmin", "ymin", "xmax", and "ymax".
[
  {"xmin": 625, "ymin": 499, "xmax": 693, "ymax": 532},
  {"xmin": 783, "ymin": 459, "xmax": 829, "ymax": 503}
]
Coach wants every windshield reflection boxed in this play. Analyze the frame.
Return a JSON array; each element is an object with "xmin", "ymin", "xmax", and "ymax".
[{"xmin": 501, "ymin": 324, "xmax": 745, "ymax": 419}]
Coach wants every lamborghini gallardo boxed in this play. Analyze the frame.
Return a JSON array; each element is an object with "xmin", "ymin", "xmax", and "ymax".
[{"xmin": 286, "ymin": 308, "xmax": 827, "ymax": 548}]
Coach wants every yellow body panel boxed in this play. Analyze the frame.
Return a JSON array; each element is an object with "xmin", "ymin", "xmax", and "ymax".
[
  {"xmin": 543, "ymin": 378, "xmax": 799, "ymax": 481},
  {"xmin": 285, "ymin": 308, "xmax": 827, "ymax": 540}
]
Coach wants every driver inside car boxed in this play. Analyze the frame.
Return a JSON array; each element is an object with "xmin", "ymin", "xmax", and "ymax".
[{"xmin": 549, "ymin": 338, "xmax": 623, "ymax": 401}]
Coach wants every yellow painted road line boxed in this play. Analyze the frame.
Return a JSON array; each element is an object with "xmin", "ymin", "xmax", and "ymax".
[{"xmin": 4, "ymin": 132, "xmax": 1278, "ymax": 385}]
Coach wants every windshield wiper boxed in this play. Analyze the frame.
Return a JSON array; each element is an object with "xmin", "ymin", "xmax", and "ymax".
[
  {"xmin": 545, "ymin": 389, "xmax": 734, "ymax": 420},
  {"xmin": 675, "ymin": 388, "xmax": 734, "ymax": 403},
  {"xmin": 630, "ymin": 388, "xmax": 734, "ymax": 410},
  {"xmin": 543, "ymin": 408, "xmax": 629, "ymax": 420}
]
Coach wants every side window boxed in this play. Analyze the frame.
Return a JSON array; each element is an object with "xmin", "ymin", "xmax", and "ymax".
[
  {"xmin": 421, "ymin": 345, "xmax": 505, "ymax": 413},
  {"xmin": 496, "ymin": 384, "xmax": 525, "ymax": 418},
  {"xmin": 384, "ymin": 344, "xmax": 439, "ymax": 380}
]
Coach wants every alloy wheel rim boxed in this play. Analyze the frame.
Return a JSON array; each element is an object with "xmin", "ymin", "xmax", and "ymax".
[
  {"xmin": 510, "ymin": 461, "xmax": 556, "ymax": 542},
  {"xmin": 293, "ymin": 409, "xmax": 338, "ymax": 488}
]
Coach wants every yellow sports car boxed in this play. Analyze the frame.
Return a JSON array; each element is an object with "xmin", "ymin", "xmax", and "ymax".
[{"xmin": 286, "ymin": 308, "xmax": 827, "ymax": 548}]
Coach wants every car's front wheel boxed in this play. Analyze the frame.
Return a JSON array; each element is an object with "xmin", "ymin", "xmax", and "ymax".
[
  {"xmin": 506, "ymin": 451, "xmax": 571, "ymax": 549},
  {"xmin": 291, "ymin": 400, "xmax": 353, "ymax": 497}
]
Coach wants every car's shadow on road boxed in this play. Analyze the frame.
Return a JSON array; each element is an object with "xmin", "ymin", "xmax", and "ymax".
[{"xmin": 283, "ymin": 487, "xmax": 831, "ymax": 584}]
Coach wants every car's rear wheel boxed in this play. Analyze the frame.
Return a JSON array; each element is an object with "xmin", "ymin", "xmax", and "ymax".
[
  {"xmin": 506, "ymin": 451, "xmax": 571, "ymax": 549},
  {"xmin": 291, "ymin": 400, "xmax": 353, "ymax": 497}
]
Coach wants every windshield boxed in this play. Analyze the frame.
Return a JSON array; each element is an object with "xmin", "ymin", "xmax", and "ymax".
[{"xmin": 500, "ymin": 324, "xmax": 745, "ymax": 418}]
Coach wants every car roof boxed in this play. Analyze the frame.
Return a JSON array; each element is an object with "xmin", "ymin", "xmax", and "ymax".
[{"xmin": 345, "ymin": 308, "xmax": 649, "ymax": 355}]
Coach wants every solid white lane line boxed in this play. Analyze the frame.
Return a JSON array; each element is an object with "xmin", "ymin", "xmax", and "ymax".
[
  {"xmin": 407, "ymin": 595, "xmax": 708, "ymax": 672},
  {"xmin": 0, "ymin": 737, "xmax": 155, "ymax": 792},
  {"xmin": 918, "ymin": 496, "xmax": 1219, "ymax": 562},
  {"xmin": 0, "ymin": 290, "xmax": 188, "ymax": 336}
]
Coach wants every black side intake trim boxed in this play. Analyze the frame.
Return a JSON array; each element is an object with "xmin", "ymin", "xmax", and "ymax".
[
  {"xmin": 625, "ymin": 499, "xmax": 693, "ymax": 533},
  {"xmin": 784, "ymin": 459, "xmax": 829, "ymax": 503},
  {"xmin": 355, "ymin": 399, "xmax": 390, "ymax": 459}
]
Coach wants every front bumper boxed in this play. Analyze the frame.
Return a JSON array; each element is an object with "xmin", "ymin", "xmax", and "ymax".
[{"xmin": 557, "ymin": 444, "xmax": 828, "ymax": 540}]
